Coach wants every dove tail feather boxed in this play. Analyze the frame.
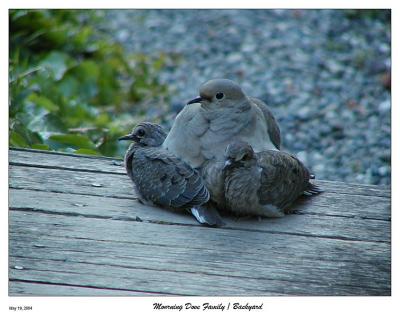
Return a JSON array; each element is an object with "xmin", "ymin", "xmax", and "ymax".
[
  {"xmin": 303, "ymin": 183, "xmax": 323, "ymax": 196},
  {"xmin": 190, "ymin": 205, "xmax": 225, "ymax": 227}
]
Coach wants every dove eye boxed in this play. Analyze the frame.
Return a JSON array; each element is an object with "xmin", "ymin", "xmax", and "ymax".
[
  {"xmin": 215, "ymin": 92, "xmax": 224, "ymax": 100},
  {"xmin": 242, "ymin": 152, "xmax": 252, "ymax": 161},
  {"xmin": 136, "ymin": 129, "xmax": 146, "ymax": 137}
]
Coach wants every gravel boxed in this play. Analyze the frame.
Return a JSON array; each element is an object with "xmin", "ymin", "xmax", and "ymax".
[{"xmin": 105, "ymin": 9, "xmax": 391, "ymax": 185}]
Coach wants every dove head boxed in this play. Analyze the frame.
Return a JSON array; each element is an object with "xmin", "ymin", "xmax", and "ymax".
[
  {"xmin": 223, "ymin": 141, "xmax": 255, "ymax": 169},
  {"xmin": 187, "ymin": 79, "xmax": 247, "ymax": 110},
  {"xmin": 118, "ymin": 122, "xmax": 167, "ymax": 147}
]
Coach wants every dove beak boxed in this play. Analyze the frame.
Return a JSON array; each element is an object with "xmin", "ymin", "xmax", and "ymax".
[
  {"xmin": 223, "ymin": 159, "xmax": 233, "ymax": 169},
  {"xmin": 118, "ymin": 133, "xmax": 136, "ymax": 141},
  {"xmin": 187, "ymin": 96, "xmax": 203, "ymax": 105}
]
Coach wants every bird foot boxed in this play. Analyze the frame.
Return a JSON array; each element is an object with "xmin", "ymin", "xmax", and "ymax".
[
  {"xmin": 234, "ymin": 215, "xmax": 261, "ymax": 222},
  {"xmin": 285, "ymin": 209, "xmax": 302, "ymax": 215}
]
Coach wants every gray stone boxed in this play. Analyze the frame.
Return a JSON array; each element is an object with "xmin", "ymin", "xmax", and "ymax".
[{"xmin": 378, "ymin": 100, "xmax": 391, "ymax": 113}]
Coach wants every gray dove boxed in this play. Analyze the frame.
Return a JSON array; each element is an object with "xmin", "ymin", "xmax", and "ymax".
[
  {"xmin": 162, "ymin": 78, "xmax": 281, "ymax": 168},
  {"xmin": 203, "ymin": 141, "xmax": 322, "ymax": 218},
  {"xmin": 118, "ymin": 122, "xmax": 225, "ymax": 227}
]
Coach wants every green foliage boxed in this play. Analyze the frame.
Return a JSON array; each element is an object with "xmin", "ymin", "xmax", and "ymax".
[{"xmin": 9, "ymin": 9, "xmax": 170, "ymax": 158}]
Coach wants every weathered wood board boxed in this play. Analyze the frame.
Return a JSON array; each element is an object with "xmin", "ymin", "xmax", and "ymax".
[{"xmin": 8, "ymin": 148, "xmax": 391, "ymax": 296}]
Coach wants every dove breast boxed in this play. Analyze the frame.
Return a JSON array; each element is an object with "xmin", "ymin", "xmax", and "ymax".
[{"xmin": 162, "ymin": 103, "xmax": 209, "ymax": 168}]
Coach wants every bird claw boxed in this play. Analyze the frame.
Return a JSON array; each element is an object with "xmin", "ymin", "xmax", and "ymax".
[
  {"xmin": 285, "ymin": 209, "xmax": 302, "ymax": 215},
  {"xmin": 234, "ymin": 215, "xmax": 257, "ymax": 222}
]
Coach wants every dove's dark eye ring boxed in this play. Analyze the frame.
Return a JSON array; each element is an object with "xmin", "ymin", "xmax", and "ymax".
[
  {"xmin": 215, "ymin": 92, "xmax": 224, "ymax": 100},
  {"xmin": 136, "ymin": 129, "xmax": 146, "ymax": 137}
]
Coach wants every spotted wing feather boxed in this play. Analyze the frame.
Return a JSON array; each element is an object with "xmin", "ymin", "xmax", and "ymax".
[
  {"xmin": 130, "ymin": 147, "xmax": 209, "ymax": 209},
  {"xmin": 257, "ymin": 150, "xmax": 311, "ymax": 210},
  {"xmin": 250, "ymin": 97, "xmax": 281, "ymax": 150}
]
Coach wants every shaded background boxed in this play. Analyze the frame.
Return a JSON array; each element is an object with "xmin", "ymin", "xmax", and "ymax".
[{"xmin": 9, "ymin": 9, "xmax": 391, "ymax": 185}]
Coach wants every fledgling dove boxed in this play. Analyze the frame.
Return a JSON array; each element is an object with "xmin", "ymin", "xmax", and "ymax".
[
  {"xmin": 118, "ymin": 122, "xmax": 225, "ymax": 227},
  {"xmin": 203, "ymin": 141, "xmax": 322, "ymax": 218},
  {"xmin": 162, "ymin": 78, "xmax": 281, "ymax": 168}
]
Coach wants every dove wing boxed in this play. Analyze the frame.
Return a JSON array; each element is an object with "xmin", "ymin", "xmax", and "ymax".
[
  {"xmin": 131, "ymin": 147, "xmax": 210, "ymax": 209},
  {"xmin": 257, "ymin": 150, "xmax": 310, "ymax": 209},
  {"xmin": 250, "ymin": 97, "xmax": 281, "ymax": 150}
]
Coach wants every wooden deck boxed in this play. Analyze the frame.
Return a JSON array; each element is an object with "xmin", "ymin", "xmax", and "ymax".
[{"xmin": 9, "ymin": 148, "xmax": 391, "ymax": 296}]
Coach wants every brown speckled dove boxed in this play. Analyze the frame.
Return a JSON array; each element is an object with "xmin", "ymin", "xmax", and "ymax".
[
  {"xmin": 162, "ymin": 78, "xmax": 281, "ymax": 168},
  {"xmin": 202, "ymin": 141, "xmax": 322, "ymax": 218},
  {"xmin": 118, "ymin": 122, "xmax": 225, "ymax": 227}
]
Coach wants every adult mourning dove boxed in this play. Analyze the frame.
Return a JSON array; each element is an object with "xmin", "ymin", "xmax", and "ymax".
[
  {"xmin": 162, "ymin": 78, "xmax": 281, "ymax": 168},
  {"xmin": 118, "ymin": 122, "xmax": 224, "ymax": 227},
  {"xmin": 203, "ymin": 141, "xmax": 322, "ymax": 218}
]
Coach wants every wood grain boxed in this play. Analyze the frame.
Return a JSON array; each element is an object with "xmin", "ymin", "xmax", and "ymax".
[
  {"xmin": 9, "ymin": 164, "xmax": 390, "ymax": 221},
  {"xmin": 8, "ymin": 148, "xmax": 391, "ymax": 296},
  {"xmin": 9, "ymin": 210, "xmax": 390, "ymax": 295},
  {"xmin": 9, "ymin": 189, "xmax": 390, "ymax": 242},
  {"xmin": 9, "ymin": 281, "xmax": 161, "ymax": 296}
]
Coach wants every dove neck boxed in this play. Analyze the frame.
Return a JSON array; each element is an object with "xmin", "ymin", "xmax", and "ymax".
[
  {"xmin": 125, "ymin": 143, "xmax": 138, "ymax": 160},
  {"xmin": 201, "ymin": 98, "xmax": 251, "ymax": 121},
  {"xmin": 226, "ymin": 157, "xmax": 256, "ymax": 171},
  {"xmin": 123, "ymin": 143, "xmax": 138, "ymax": 181}
]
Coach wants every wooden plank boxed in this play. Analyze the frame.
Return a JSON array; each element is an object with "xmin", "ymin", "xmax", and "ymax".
[
  {"xmin": 9, "ymin": 210, "xmax": 391, "ymax": 269},
  {"xmin": 9, "ymin": 210, "xmax": 390, "ymax": 295},
  {"xmin": 9, "ymin": 255, "xmax": 387, "ymax": 296},
  {"xmin": 293, "ymin": 194, "xmax": 390, "ymax": 221},
  {"xmin": 9, "ymin": 164, "xmax": 135, "ymax": 199},
  {"xmin": 9, "ymin": 165, "xmax": 391, "ymax": 221},
  {"xmin": 10, "ymin": 148, "xmax": 391, "ymax": 198},
  {"xmin": 9, "ymin": 281, "xmax": 160, "ymax": 296},
  {"xmin": 8, "ymin": 148, "xmax": 391, "ymax": 296},
  {"xmin": 9, "ymin": 189, "xmax": 390, "ymax": 242},
  {"xmin": 10, "ymin": 230, "xmax": 391, "ymax": 290},
  {"xmin": 10, "ymin": 148, "xmax": 124, "ymax": 174},
  {"xmin": 316, "ymin": 180, "xmax": 390, "ymax": 198}
]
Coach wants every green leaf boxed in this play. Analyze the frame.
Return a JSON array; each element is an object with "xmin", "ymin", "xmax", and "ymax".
[
  {"xmin": 9, "ymin": 65, "xmax": 42, "ymax": 84},
  {"xmin": 49, "ymin": 133, "xmax": 95, "ymax": 149},
  {"xmin": 10, "ymin": 131, "xmax": 29, "ymax": 147},
  {"xmin": 39, "ymin": 51, "xmax": 73, "ymax": 80},
  {"xmin": 153, "ymin": 54, "xmax": 166, "ymax": 71},
  {"xmin": 72, "ymin": 61, "xmax": 100, "ymax": 100},
  {"xmin": 9, "ymin": 9, "xmax": 171, "ymax": 158},
  {"xmin": 95, "ymin": 113, "xmax": 111, "ymax": 126},
  {"xmin": 58, "ymin": 75, "xmax": 79, "ymax": 98},
  {"xmin": 73, "ymin": 26, "xmax": 93, "ymax": 48},
  {"xmin": 31, "ymin": 143, "xmax": 50, "ymax": 150},
  {"xmin": 74, "ymin": 148, "xmax": 100, "ymax": 156},
  {"xmin": 76, "ymin": 60, "xmax": 100, "ymax": 80},
  {"xmin": 28, "ymin": 93, "xmax": 59, "ymax": 112}
]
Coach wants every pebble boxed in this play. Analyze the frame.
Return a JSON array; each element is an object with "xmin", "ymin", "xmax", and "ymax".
[
  {"xmin": 111, "ymin": 160, "xmax": 123, "ymax": 166},
  {"xmin": 73, "ymin": 203, "xmax": 87, "ymax": 207},
  {"xmin": 296, "ymin": 151, "xmax": 308, "ymax": 164},
  {"xmin": 378, "ymin": 166, "xmax": 390, "ymax": 177},
  {"xmin": 378, "ymin": 100, "xmax": 391, "ymax": 113}
]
